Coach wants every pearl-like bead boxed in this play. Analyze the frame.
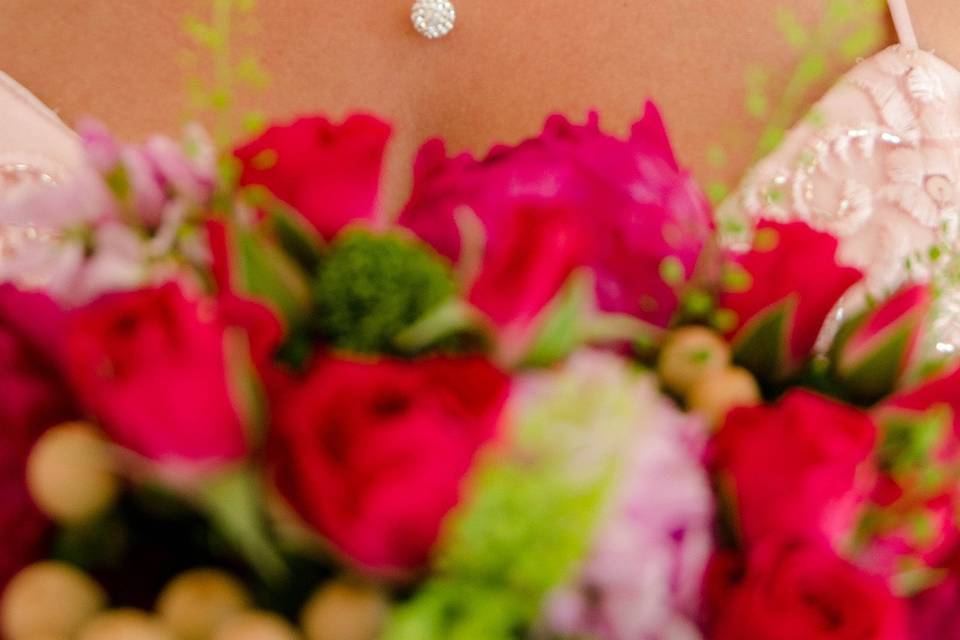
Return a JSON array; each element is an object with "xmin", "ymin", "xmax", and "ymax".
[{"xmin": 411, "ymin": 0, "xmax": 456, "ymax": 40}]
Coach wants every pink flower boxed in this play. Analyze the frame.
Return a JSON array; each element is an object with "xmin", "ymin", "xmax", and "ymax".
[
  {"xmin": 0, "ymin": 286, "xmax": 74, "ymax": 588},
  {"xmin": 234, "ymin": 114, "xmax": 392, "ymax": 240},
  {"xmin": 269, "ymin": 355, "xmax": 509, "ymax": 573},
  {"xmin": 63, "ymin": 283, "xmax": 266, "ymax": 468},
  {"xmin": 707, "ymin": 539, "xmax": 908, "ymax": 640},
  {"xmin": 399, "ymin": 103, "xmax": 712, "ymax": 328},
  {"xmin": 710, "ymin": 390, "xmax": 877, "ymax": 550},
  {"xmin": 722, "ymin": 221, "xmax": 863, "ymax": 378},
  {"xmin": 545, "ymin": 400, "xmax": 712, "ymax": 640}
]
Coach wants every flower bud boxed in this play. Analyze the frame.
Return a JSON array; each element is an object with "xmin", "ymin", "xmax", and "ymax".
[
  {"xmin": 657, "ymin": 326, "xmax": 731, "ymax": 395},
  {"xmin": 301, "ymin": 581, "xmax": 388, "ymax": 640},
  {"xmin": 687, "ymin": 366, "xmax": 761, "ymax": 426},
  {"xmin": 1, "ymin": 561, "xmax": 106, "ymax": 639},
  {"xmin": 26, "ymin": 422, "xmax": 119, "ymax": 524},
  {"xmin": 212, "ymin": 611, "xmax": 300, "ymax": 640},
  {"xmin": 155, "ymin": 569, "xmax": 251, "ymax": 640},
  {"xmin": 77, "ymin": 609, "xmax": 174, "ymax": 640}
]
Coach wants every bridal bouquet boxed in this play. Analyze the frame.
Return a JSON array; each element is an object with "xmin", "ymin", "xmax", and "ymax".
[{"xmin": 3, "ymin": 98, "xmax": 960, "ymax": 640}]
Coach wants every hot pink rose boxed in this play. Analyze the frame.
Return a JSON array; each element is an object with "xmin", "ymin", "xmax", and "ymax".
[
  {"xmin": 710, "ymin": 390, "xmax": 877, "ymax": 549},
  {"xmin": 707, "ymin": 539, "xmax": 907, "ymax": 640},
  {"xmin": 269, "ymin": 355, "xmax": 509, "ymax": 573},
  {"xmin": 64, "ymin": 283, "xmax": 266, "ymax": 467},
  {"xmin": 234, "ymin": 114, "xmax": 391, "ymax": 240},
  {"xmin": 399, "ymin": 103, "xmax": 712, "ymax": 327},
  {"xmin": 0, "ymin": 286, "xmax": 74, "ymax": 588},
  {"xmin": 723, "ymin": 221, "xmax": 863, "ymax": 378}
]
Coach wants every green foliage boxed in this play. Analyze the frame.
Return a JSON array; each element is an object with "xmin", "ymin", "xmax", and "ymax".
[
  {"xmin": 312, "ymin": 229, "xmax": 457, "ymax": 355},
  {"xmin": 181, "ymin": 0, "xmax": 269, "ymax": 148},
  {"xmin": 706, "ymin": 0, "xmax": 888, "ymax": 201}
]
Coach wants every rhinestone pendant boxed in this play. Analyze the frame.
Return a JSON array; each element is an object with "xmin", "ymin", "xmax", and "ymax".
[{"xmin": 411, "ymin": 0, "xmax": 456, "ymax": 39}]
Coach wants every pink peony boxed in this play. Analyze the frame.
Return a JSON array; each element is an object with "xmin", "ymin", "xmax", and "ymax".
[{"xmin": 399, "ymin": 103, "xmax": 713, "ymax": 328}]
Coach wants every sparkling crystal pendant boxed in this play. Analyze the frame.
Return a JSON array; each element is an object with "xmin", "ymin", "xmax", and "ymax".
[{"xmin": 411, "ymin": 0, "xmax": 456, "ymax": 40}]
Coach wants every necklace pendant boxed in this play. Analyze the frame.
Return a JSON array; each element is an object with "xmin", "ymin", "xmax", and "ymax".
[{"xmin": 411, "ymin": 0, "xmax": 456, "ymax": 40}]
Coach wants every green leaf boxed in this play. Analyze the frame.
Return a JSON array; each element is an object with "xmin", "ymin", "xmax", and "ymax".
[
  {"xmin": 775, "ymin": 8, "xmax": 810, "ymax": 49},
  {"xmin": 231, "ymin": 223, "xmax": 312, "ymax": 327},
  {"xmin": 521, "ymin": 271, "xmax": 592, "ymax": 368},
  {"xmin": 200, "ymin": 467, "xmax": 288, "ymax": 583},
  {"xmin": 836, "ymin": 324, "xmax": 912, "ymax": 404},
  {"xmin": 732, "ymin": 298, "xmax": 794, "ymax": 382}
]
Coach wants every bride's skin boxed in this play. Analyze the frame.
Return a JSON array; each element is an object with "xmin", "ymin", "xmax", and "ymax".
[{"xmin": 0, "ymin": 1, "xmax": 954, "ymax": 208}]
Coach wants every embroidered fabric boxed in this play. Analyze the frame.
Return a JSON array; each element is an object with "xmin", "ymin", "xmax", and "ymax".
[
  {"xmin": 720, "ymin": 0, "xmax": 960, "ymax": 351},
  {"xmin": 0, "ymin": 71, "xmax": 83, "ymax": 281}
]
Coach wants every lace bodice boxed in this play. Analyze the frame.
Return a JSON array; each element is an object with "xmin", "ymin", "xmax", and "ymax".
[
  {"xmin": 0, "ymin": 71, "xmax": 83, "ymax": 265},
  {"xmin": 0, "ymin": 71, "xmax": 81, "ymax": 193},
  {"xmin": 720, "ymin": 2, "xmax": 960, "ymax": 350}
]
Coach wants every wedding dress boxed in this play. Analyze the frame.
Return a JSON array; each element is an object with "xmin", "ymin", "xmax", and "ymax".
[
  {"xmin": 720, "ymin": 0, "xmax": 960, "ymax": 349},
  {"xmin": 0, "ymin": 0, "xmax": 958, "ymax": 342},
  {"xmin": 0, "ymin": 72, "xmax": 81, "ymax": 191}
]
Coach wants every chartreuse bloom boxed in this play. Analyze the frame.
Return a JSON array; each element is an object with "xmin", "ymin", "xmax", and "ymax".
[{"xmin": 383, "ymin": 352, "xmax": 655, "ymax": 640}]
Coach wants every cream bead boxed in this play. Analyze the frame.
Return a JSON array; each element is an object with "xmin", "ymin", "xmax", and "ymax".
[
  {"xmin": 686, "ymin": 366, "xmax": 761, "ymax": 426},
  {"xmin": 155, "ymin": 569, "xmax": 251, "ymax": 640},
  {"xmin": 657, "ymin": 326, "xmax": 731, "ymax": 395},
  {"xmin": 76, "ymin": 609, "xmax": 175, "ymax": 640},
  {"xmin": 300, "ymin": 582, "xmax": 388, "ymax": 640},
  {"xmin": 0, "ymin": 561, "xmax": 106, "ymax": 640},
  {"xmin": 26, "ymin": 422, "xmax": 119, "ymax": 524}
]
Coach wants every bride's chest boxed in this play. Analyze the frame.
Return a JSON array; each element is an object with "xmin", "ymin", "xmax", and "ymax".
[{"xmin": 0, "ymin": 0, "xmax": 886, "ymax": 207}]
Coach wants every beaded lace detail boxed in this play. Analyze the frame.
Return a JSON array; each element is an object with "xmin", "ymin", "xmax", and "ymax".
[{"xmin": 720, "ymin": 45, "xmax": 960, "ymax": 352}]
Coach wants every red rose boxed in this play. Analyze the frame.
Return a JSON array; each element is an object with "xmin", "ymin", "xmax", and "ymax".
[
  {"xmin": 400, "ymin": 103, "xmax": 713, "ymax": 328},
  {"xmin": 64, "ymin": 283, "xmax": 256, "ymax": 467},
  {"xmin": 269, "ymin": 355, "xmax": 509, "ymax": 573},
  {"xmin": 0, "ymin": 286, "xmax": 74, "ymax": 587},
  {"xmin": 710, "ymin": 390, "xmax": 877, "ymax": 549},
  {"xmin": 909, "ymin": 576, "xmax": 960, "ymax": 639},
  {"xmin": 707, "ymin": 539, "xmax": 907, "ymax": 640},
  {"xmin": 859, "ymin": 366, "xmax": 960, "ymax": 580},
  {"xmin": 234, "ymin": 114, "xmax": 391, "ymax": 240},
  {"xmin": 723, "ymin": 221, "xmax": 862, "ymax": 378}
]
